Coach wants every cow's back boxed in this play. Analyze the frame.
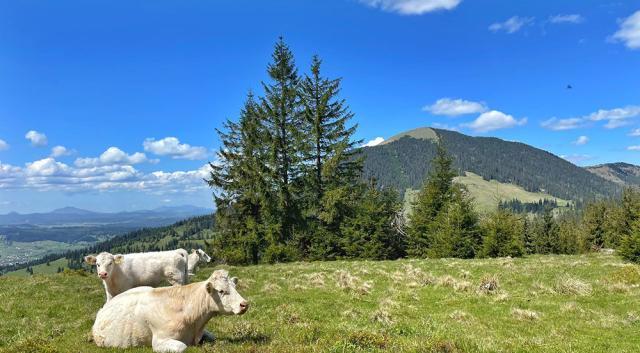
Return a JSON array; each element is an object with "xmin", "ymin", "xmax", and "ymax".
[
  {"xmin": 93, "ymin": 287, "xmax": 154, "ymax": 348},
  {"xmin": 122, "ymin": 250, "xmax": 187, "ymax": 287}
]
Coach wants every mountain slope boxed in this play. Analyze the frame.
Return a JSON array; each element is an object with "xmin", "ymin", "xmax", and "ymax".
[
  {"xmin": 586, "ymin": 162, "xmax": 640, "ymax": 186},
  {"xmin": 361, "ymin": 127, "xmax": 620, "ymax": 202}
]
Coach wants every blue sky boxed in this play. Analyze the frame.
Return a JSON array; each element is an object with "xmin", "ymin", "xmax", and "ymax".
[{"xmin": 1, "ymin": 0, "xmax": 639, "ymax": 213}]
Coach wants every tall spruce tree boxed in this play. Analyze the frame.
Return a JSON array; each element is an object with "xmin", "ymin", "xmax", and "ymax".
[
  {"xmin": 481, "ymin": 209, "xmax": 525, "ymax": 258},
  {"xmin": 406, "ymin": 143, "xmax": 457, "ymax": 257},
  {"xmin": 260, "ymin": 38, "xmax": 304, "ymax": 259}
]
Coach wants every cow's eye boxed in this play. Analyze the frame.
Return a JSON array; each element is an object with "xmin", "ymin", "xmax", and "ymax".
[
  {"xmin": 96, "ymin": 263, "xmax": 100, "ymax": 266},
  {"xmin": 218, "ymin": 290, "xmax": 225, "ymax": 295}
]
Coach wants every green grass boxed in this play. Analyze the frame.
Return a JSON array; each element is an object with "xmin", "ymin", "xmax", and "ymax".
[
  {"xmin": 4, "ymin": 258, "xmax": 68, "ymax": 277},
  {"xmin": 1, "ymin": 253, "xmax": 639, "ymax": 352},
  {"xmin": 405, "ymin": 172, "xmax": 571, "ymax": 214}
]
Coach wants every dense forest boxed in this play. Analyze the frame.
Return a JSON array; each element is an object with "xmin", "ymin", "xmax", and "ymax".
[{"xmin": 361, "ymin": 128, "xmax": 621, "ymax": 202}]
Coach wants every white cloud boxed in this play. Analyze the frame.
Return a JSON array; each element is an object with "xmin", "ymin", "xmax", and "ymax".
[
  {"xmin": 424, "ymin": 98, "xmax": 487, "ymax": 116},
  {"xmin": 143, "ymin": 137, "xmax": 208, "ymax": 160},
  {"xmin": 463, "ymin": 110, "xmax": 526, "ymax": 132},
  {"xmin": 585, "ymin": 105, "xmax": 640, "ymax": 129},
  {"xmin": 362, "ymin": 137, "xmax": 385, "ymax": 147},
  {"xmin": 489, "ymin": 16, "xmax": 534, "ymax": 34},
  {"xmin": 74, "ymin": 147, "xmax": 149, "ymax": 167},
  {"xmin": 561, "ymin": 154, "xmax": 593, "ymax": 164},
  {"xmin": 0, "ymin": 139, "xmax": 8, "ymax": 151},
  {"xmin": 25, "ymin": 158, "xmax": 71, "ymax": 177},
  {"xmin": 25, "ymin": 130, "xmax": 48, "ymax": 147},
  {"xmin": 542, "ymin": 105, "xmax": 640, "ymax": 131},
  {"xmin": 573, "ymin": 135, "xmax": 589, "ymax": 145},
  {"xmin": 549, "ymin": 14, "xmax": 584, "ymax": 24},
  {"xmin": 628, "ymin": 145, "xmax": 640, "ymax": 151},
  {"xmin": 629, "ymin": 128, "xmax": 640, "ymax": 136},
  {"xmin": 359, "ymin": 0, "xmax": 461, "ymax": 15},
  {"xmin": 541, "ymin": 118, "xmax": 584, "ymax": 131},
  {"xmin": 50, "ymin": 145, "xmax": 73, "ymax": 157},
  {"xmin": 430, "ymin": 122, "xmax": 459, "ymax": 131},
  {"xmin": 611, "ymin": 10, "xmax": 640, "ymax": 50}
]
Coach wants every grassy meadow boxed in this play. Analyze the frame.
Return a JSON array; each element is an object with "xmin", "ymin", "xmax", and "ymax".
[{"xmin": 1, "ymin": 253, "xmax": 639, "ymax": 353}]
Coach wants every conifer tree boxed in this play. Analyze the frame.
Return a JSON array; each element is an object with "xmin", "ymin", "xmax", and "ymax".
[
  {"xmin": 260, "ymin": 38, "xmax": 304, "ymax": 256},
  {"xmin": 406, "ymin": 143, "xmax": 457, "ymax": 257},
  {"xmin": 481, "ymin": 209, "xmax": 525, "ymax": 258},
  {"xmin": 619, "ymin": 220, "xmax": 640, "ymax": 264},
  {"xmin": 582, "ymin": 201, "xmax": 607, "ymax": 250}
]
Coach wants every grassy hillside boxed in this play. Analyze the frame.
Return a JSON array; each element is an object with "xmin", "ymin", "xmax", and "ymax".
[
  {"xmin": 1, "ymin": 253, "xmax": 639, "ymax": 352},
  {"xmin": 4, "ymin": 257, "xmax": 68, "ymax": 277},
  {"xmin": 586, "ymin": 162, "xmax": 640, "ymax": 186},
  {"xmin": 403, "ymin": 172, "xmax": 570, "ymax": 214}
]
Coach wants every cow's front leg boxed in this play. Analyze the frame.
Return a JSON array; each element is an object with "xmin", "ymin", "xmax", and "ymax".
[
  {"xmin": 151, "ymin": 335, "xmax": 187, "ymax": 353},
  {"xmin": 198, "ymin": 330, "xmax": 216, "ymax": 344}
]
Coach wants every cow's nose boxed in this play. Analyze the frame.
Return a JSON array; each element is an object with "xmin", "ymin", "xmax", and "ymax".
[
  {"xmin": 99, "ymin": 272, "xmax": 108, "ymax": 278},
  {"xmin": 239, "ymin": 301, "xmax": 249, "ymax": 311}
]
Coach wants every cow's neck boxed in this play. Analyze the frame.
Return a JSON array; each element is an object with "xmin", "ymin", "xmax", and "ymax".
[
  {"xmin": 182, "ymin": 283, "xmax": 218, "ymax": 327},
  {"xmin": 188, "ymin": 254, "xmax": 199, "ymax": 272}
]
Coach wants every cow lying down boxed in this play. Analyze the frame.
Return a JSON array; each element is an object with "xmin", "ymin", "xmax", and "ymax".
[
  {"xmin": 92, "ymin": 269, "xmax": 248, "ymax": 353},
  {"xmin": 84, "ymin": 249, "xmax": 188, "ymax": 301}
]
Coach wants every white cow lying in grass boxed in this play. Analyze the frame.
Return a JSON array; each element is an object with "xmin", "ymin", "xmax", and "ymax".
[
  {"xmin": 84, "ymin": 249, "xmax": 188, "ymax": 301},
  {"xmin": 92, "ymin": 269, "xmax": 248, "ymax": 353},
  {"xmin": 187, "ymin": 248, "xmax": 212, "ymax": 276}
]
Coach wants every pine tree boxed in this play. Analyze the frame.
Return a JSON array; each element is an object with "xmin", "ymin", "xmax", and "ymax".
[
  {"xmin": 428, "ymin": 186, "xmax": 481, "ymax": 259},
  {"xmin": 298, "ymin": 55, "xmax": 363, "ymax": 256},
  {"xmin": 407, "ymin": 143, "xmax": 457, "ymax": 257},
  {"xmin": 534, "ymin": 207, "xmax": 560, "ymax": 254},
  {"xmin": 619, "ymin": 219, "xmax": 640, "ymax": 264},
  {"xmin": 481, "ymin": 209, "xmax": 525, "ymax": 258},
  {"xmin": 260, "ymin": 38, "xmax": 304, "ymax": 256},
  {"xmin": 341, "ymin": 181, "xmax": 404, "ymax": 260},
  {"xmin": 582, "ymin": 201, "xmax": 607, "ymax": 250}
]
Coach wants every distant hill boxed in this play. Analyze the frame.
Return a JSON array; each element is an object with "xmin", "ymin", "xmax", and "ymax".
[
  {"xmin": 361, "ymin": 127, "xmax": 621, "ymax": 203},
  {"xmin": 0, "ymin": 205, "xmax": 212, "ymax": 227},
  {"xmin": 585, "ymin": 162, "xmax": 640, "ymax": 186}
]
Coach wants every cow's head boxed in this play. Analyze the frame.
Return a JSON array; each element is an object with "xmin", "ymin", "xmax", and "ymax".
[
  {"xmin": 206, "ymin": 269, "xmax": 248, "ymax": 315},
  {"xmin": 84, "ymin": 252, "xmax": 124, "ymax": 280},
  {"xmin": 192, "ymin": 248, "xmax": 212, "ymax": 263}
]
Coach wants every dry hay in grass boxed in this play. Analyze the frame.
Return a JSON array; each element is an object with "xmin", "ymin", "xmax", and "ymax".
[
  {"xmin": 304, "ymin": 272, "xmax": 326, "ymax": 287},
  {"xmin": 554, "ymin": 275, "xmax": 592, "ymax": 296},
  {"xmin": 236, "ymin": 278, "xmax": 255, "ymax": 291},
  {"xmin": 531, "ymin": 281, "xmax": 556, "ymax": 295},
  {"xmin": 449, "ymin": 310, "xmax": 471, "ymax": 322},
  {"xmin": 608, "ymin": 265, "xmax": 640, "ymax": 285},
  {"xmin": 625, "ymin": 312, "xmax": 640, "ymax": 326},
  {"xmin": 342, "ymin": 308, "xmax": 361, "ymax": 320},
  {"xmin": 477, "ymin": 275, "xmax": 499, "ymax": 294},
  {"xmin": 500, "ymin": 257, "xmax": 514, "ymax": 268},
  {"xmin": 371, "ymin": 308, "xmax": 394, "ymax": 326},
  {"xmin": 436, "ymin": 275, "xmax": 472, "ymax": 292},
  {"xmin": 392, "ymin": 264, "xmax": 435, "ymax": 288},
  {"xmin": 346, "ymin": 331, "xmax": 388, "ymax": 349},
  {"xmin": 560, "ymin": 301, "xmax": 582, "ymax": 313},
  {"xmin": 512, "ymin": 308, "xmax": 541, "ymax": 321},
  {"xmin": 334, "ymin": 270, "xmax": 373, "ymax": 295},
  {"xmin": 459, "ymin": 269, "xmax": 471, "ymax": 279},
  {"xmin": 261, "ymin": 282, "xmax": 281, "ymax": 293}
]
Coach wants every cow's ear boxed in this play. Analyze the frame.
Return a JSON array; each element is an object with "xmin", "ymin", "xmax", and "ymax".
[
  {"xmin": 231, "ymin": 277, "xmax": 238, "ymax": 285},
  {"xmin": 206, "ymin": 282, "xmax": 214, "ymax": 293},
  {"xmin": 84, "ymin": 255, "xmax": 97, "ymax": 265},
  {"xmin": 191, "ymin": 249, "xmax": 196, "ymax": 254},
  {"xmin": 114, "ymin": 254, "xmax": 125, "ymax": 264}
]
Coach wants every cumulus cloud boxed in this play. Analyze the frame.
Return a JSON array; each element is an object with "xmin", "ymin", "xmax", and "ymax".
[
  {"xmin": 573, "ymin": 136, "xmax": 589, "ymax": 145},
  {"xmin": 629, "ymin": 128, "xmax": 640, "ymax": 136},
  {"xmin": 25, "ymin": 130, "xmax": 48, "ymax": 147},
  {"xmin": 74, "ymin": 147, "xmax": 149, "ymax": 167},
  {"xmin": 542, "ymin": 106, "xmax": 640, "ymax": 131},
  {"xmin": 611, "ymin": 10, "xmax": 640, "ymax": 50},
  {"xmin": 424, "ymin": 98, "xmax": 487, "ymax": 116},
  {"xmin": 143, "ymin": 137, "xmax": 208, "ymax": 160},
  {"xmin": 0, "ymin": 139, "xmax": 8, "ymax": 151},
  {"xmin": 463, "ymin": 110, "xmax": 526, "ymax": 132},
  {"xmin": 430, "ymin": 122, "xmax": 459, "ymax": 131},
  {"xmin": 362, "ymin": 137, "xmax": 385, "ymax": 147},
  {"xmin": 561, "ymin": 154, "xmax": 593, "ymax": 164},
  {"xmin": 627, "ymin": 145, "xmax": 640, "ymax": 151},
  {"xmin": 489, "ymin": 16, "xmax": 534, "ymax": 34},
  {"xmin": 50, "ymin": 145, "xmax": 73, "ymax": 157},
  {"xmin": 359, "ymin": 0, "xmax": 461, "ymax": 15},
  {"xmin": 585, "ymin": 105, "xmax": 640, "ymax": 129},
  {"xmin": 549, "ymin": 14, "xmax": 584, "ymax": 24},
  {"xmin": 541, "ymin": 118, "xmax": 584, "ymax": 131},
  {"xmin": 1, "ymin": 156, "xmax": 211, "ymax": 194}
]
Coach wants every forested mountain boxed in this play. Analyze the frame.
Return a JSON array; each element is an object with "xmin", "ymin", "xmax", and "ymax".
[
  {"xmin": 586, "ymin": 162, "xmax": 640, "ymax": 186},
  {"xmin": 361, "ymin": 127, "xmax": 621, "ymax": 202}
]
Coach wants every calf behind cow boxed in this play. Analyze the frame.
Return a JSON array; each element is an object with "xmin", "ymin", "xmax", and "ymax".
[
  {"xmin": 84, "ymin": 249, "xmax": 188, "ymax": 301},
  {"xmin": 92, "ymin": 269, "xmax": 248, "ymax": 353}
]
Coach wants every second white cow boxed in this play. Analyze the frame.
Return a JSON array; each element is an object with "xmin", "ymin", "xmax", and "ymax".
[
  {"xmin": 84, "ymin": 249, "xmax": 188, "ymax": 301},
  {"xmin": 187, "ymin": 248, "xmax": 212, "ymax": 276}
]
